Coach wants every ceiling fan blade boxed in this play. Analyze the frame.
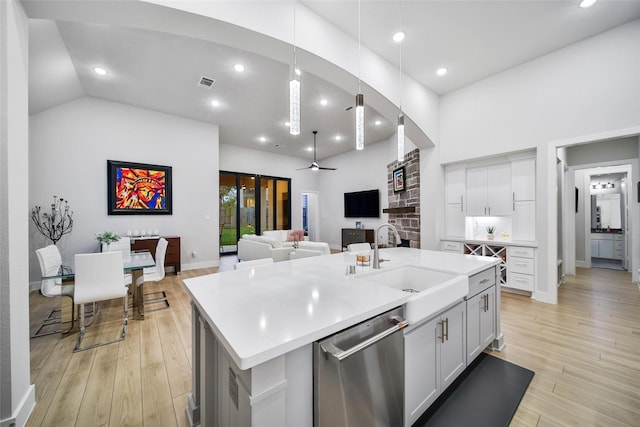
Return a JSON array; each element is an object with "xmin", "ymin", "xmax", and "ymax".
[
  {"xmin": 296, "ymin": 165, "xmax": 312, "ymax": 170},
  {"xmin": 318, "ymin": 166, "xmax": 337, "ymax": 170}
]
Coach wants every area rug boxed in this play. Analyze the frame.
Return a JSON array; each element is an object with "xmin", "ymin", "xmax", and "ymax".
[{"xmin": 414, "ymin": 353, "xmax": 534, "ymax": 427}]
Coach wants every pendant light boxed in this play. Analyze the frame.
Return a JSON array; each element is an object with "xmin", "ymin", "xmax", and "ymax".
[
  {"xmin": 289, "ymin": 1, "xmax": 301, "ymax": 136},
  {"xmin": 397, "ymin": 0, "xmax": 405, "ymax": 162},
  {"xmin": 355, "ymin": 0, "xmax": 365, "ymax": 150}
]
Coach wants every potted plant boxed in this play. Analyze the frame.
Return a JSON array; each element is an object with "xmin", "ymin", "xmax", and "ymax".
[
  {"xmin": 486, "ymin": 226, "xmax": 496, "ymax": 240},
  {"xmin": 96, "ymin": 231, "xmax": 121, "ymax": 251}
]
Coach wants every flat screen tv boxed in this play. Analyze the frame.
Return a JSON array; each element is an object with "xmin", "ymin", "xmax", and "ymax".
[{"xmin": 344, "ymin": 189, "xmax": 380, "ymax": 218}]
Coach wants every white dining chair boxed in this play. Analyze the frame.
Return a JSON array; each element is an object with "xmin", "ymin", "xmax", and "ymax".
[
  {"xmin": 234, "ymin": 258, "xmax": 274, "ymax": 270},
  {"xmin": 102, "ymin": 237, "xmax": 133, "ymax": 286},
  {"xmin": 347, "ymin": 243, "xmax": 372, "ymax": 253},
  {"xmin": 135, "ymin": 237, "xmax": 169, "ymax": 315},
  {"xmin": 33, "ymin": 245, "xmax": 76, "ymax": 337},
  {"xmin": 73, "ymin": 251, "xmax": 129, "ymax": 352}
]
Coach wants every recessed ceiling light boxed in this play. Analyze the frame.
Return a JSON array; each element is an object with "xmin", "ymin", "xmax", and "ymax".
[
  {"xmin": 335, "ymin": 135, "xmax": 342, "ymax": 141},
  {"xmin": 579, "ymin": 0, "xmax": 597, "ymax": 8},
  {"xmin": 295, "ymin": 68, "xmax": 301, "ymax": 76},
  {"xmin": 284, "ymin": 121, "xmax": 291, "ymax": 127},
  {"xmin": 307, "ymin": 147, "xmax": 314, "ymax": 152},
  {"xmin": 436, "ymin": 67, "xmax": 448, "ymax": 76},
  {"xmin": 392, "ymin": 32, "xmax": 405, "ymax": 43},
  {"xmin": 234, "ymin": 64, "xmax": 245, "ymax": 72},
  {"xmin": 211, "ymin": 99, "xmax": 220, "ymax": 107},
  {"xmin": 374, "ymin": 120, "xmax": 382, "ymax": 126},
  {"xmin": 259, "ymin": 136, "xmax": 267, "ymax": 142},
  {"xmin": 93, "ymin": 67, "xmax": 107, "ymax": 76},
  {"xmin": 320, "ymin": 99, "xmax": 328, "ymax": 106}
]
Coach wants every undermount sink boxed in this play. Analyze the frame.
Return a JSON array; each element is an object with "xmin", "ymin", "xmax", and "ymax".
[{"xmin": 359, "ymin": 266, "xmax": 469, "ymax": 324}]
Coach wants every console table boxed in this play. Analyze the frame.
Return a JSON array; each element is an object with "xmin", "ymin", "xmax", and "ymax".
[
  {"xmin": 341, "ymin": 228, "xmax": 375, "ymax": 250},
  {"xmin": 131, "ymin": 236, "xmax": 181, "ymax": 273}
]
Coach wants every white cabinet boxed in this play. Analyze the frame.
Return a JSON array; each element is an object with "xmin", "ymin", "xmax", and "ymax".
[
  {"xmin": 511, "ymin": 158, "xmax": 536, "ymax": 201},
  {"xmin": 506, "ymin": 246, "xmax": 535, "ymax": 291},
  {"xmin": 445, "ymin": 168, "xmax": 466, "ymax": 238},
  {"xmin": 404, "ymin": 301, "xmax": 466, "ymax": 427},
  {"xmin": 591, "ymin": 233, "xmax": 623, "ymax": 260},
  {"xmin": 513, "ymin": 200, "xmax": 536, "ymax": 242},
  {"xmin": 466, "ymin": 164, "xmax": 511, "ymax": 216},
  {"xmin": 467, "ymin": 286, "xmax": 496, "ymax": 363},
  {"xmin": 511, "ymin": 158, "xmax": 536, "ymax": 242},
  {"xmin": 441, "ymin": 240, "xmax": 463, "ymax": 254},
  {"xmin": 446, "ymin": 167, "xmax": 466, "ymax": 205}
]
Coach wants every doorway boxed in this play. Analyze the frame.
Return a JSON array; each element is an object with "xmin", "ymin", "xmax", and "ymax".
[
  {"xmin": 219, "ymin": 171, "xmax": 291, "ymax": 254},
  {"xmin": 302, "ymin": 191, "xmax": 319, "ymax": 241}
]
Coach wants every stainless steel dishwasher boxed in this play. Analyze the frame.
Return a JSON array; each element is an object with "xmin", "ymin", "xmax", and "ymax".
[{"xmin": 314, "ymin": 307, "xmax": 407, "ymax": 427}]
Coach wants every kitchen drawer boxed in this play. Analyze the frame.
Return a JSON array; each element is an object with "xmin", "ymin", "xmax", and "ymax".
[
  {"xmin": 507, "ymin": 246, "xmax": 534, "ymax": 259},
  {"xmin": 508, "ymin": 272, "xmax": 534, "ymax": 291},
  {"xmin": 468, "ymin": 267, "xmax": 496, "ymax": 297},
  {"xmin": 441, "ymin": 241, "xmax": 463, "ymax": 253},
  {"xmin": 509, "ymin": 256, "xmax": 535, "ymax": 275},
  {"xmin": 613, "ymin": 234, "xmax": 624, "ymax": 241},
  {"xmin": 614, "ymin": 241, "xmax": 624, "ymax": 250}
]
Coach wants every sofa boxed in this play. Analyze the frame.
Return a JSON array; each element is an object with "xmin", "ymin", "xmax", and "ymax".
[{"xmin": 237, "ymin": 230, "xmax": 331, "ymax": 262}]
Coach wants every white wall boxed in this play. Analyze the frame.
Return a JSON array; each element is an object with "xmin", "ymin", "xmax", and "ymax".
[
  {"xmin": 29, "ymin": 97, "xmax": 220, "ymax": 284},
  {"xmin": 219, "ymin": 143, "xmax": 320, "ymax": 232},
  {"xmin": 1, "ymin": 1, "xmax": 35, "ymax": 425},
  {"xmin": 440, "ymin": 19, "xmax": 640, "ymax": 164},
  {"xmin": 565, "ymin": 137, "xmax": 639, "ymax": 167}
]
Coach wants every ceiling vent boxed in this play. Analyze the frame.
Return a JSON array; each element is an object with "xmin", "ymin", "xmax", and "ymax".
[{"xmin": 198, "ymin": 76, "xmax": 216, "ymax": 88}]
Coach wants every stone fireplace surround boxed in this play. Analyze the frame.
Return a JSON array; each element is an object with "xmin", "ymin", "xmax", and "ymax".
[{"xmin": 385, "ymin": 148, "xmax": 421, "ymax": 248}]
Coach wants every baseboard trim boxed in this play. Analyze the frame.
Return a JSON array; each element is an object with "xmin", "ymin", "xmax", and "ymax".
[
  {"xmin": 182, "ymin": 260, "xmax": 220, "ymax": 271},
  {"xmin": 1, "ymin": 384, "xmax": 35, "ymax": 427}
]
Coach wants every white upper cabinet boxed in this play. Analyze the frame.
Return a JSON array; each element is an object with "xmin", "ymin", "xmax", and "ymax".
[
  {"xmin": 466, "ymin": 164, "xmax": 512, "ymax": 216},
  {"xmin": 511, "ymin": 158, "xmax": 536, "ymax": 202},
  {"xmin": 446, "ymin": 167, "xmax": 466, "ymax": 205}
]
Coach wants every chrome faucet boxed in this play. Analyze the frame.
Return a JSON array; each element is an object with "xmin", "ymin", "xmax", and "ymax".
[{"xmin": 373, "ymin": 223, "xmax": 402, "ymax": 269}]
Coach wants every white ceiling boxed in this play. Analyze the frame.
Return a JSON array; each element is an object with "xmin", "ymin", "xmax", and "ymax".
[{"xmin": 26, "ymin": 0, "xmax": 640, "ymax": 160}]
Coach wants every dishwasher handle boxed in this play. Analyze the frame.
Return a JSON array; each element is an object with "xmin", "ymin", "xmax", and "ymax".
[{"xmin": 320, "ymin": 316, "xmax": 408, "ymax": 363}]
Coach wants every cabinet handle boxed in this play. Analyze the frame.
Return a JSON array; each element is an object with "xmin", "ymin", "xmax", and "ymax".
[
  {"xmin": 488, "ymin": 207, "xmax": 491, "ymax": 215},
  {"xmin": 479, "ymin": 278, "xmax": 490, "ymax": 285},
  {"xmin": 484, "ymin": 207, "xmax": 487, "ymax": 215},
  {"xmin": 444, "ymin": 318, "xmax": 449, "ymax": 342},
  {"xmin": 515, "ymin": 262, "xmax": 527, "ymax": 267},
  {"xmin": 513, "ymin": 192, "xmax": 515, "ymax": 211},
  {"xmin": 438, "ymin": 321, "xmax": 445, "ymax": 343}
]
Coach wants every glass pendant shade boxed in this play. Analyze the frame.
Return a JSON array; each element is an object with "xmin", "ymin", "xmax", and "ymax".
[
  {"xmin": 397, "ymin": 114, "xmax": 405, "ymax": 162},
  {"xmin": 289, "ymin": 77, "xmax": 300, "ymax": 135},
  {"xmin": 355, "ymin": 93, "xmax": 365, "ymax": 150}
]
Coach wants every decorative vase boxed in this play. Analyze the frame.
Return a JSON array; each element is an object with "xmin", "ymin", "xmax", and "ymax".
[{"xmin": 487, "ymin": 234, "xmax": 495, "ymax": 241}]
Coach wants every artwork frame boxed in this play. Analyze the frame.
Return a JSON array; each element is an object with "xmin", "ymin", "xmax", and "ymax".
[
  {"xmin": 393, "ymin": 166, "xmax": 406, "ymax": 193},
  {"xmin": 107, "ymin": 160, "xmax": 173, "ymax": 215}
]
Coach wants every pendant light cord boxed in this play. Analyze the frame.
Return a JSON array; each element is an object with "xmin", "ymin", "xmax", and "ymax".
[
  {"xmin": 358, "ymin": 0, "xmax": 361, "ymax": 93},
  {"xmin": 399, "ymin": 0, "xmax": 403, "ymax": 112},
  {"xmin": 293, "ymin": 1, "xmax": 297, "ymax": 69}
]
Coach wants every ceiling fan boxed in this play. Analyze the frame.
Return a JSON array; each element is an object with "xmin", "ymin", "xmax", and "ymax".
[{"xmin": 297, "ymin": 131, "xmax": 336, "ymax": 171}]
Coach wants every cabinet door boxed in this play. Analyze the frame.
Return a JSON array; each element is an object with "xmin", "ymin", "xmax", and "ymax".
[
  {"xmin": 440, "ymin": 302, "xmax": 466, "ymax": 390},
  {"xmin": 445, "ymin": 204, "xmax": 466, "ymax": 238},
  {"xmin": 487, "ymin": 163, "xmax": 512, "ymax": 216},
  {"xmin": 599, "ymin": 239, "xmax": 614, "ymax": 259},
  {"xmin": 511, "ymin": 158, "xmax": 536, "ymax": 201},
  {"xmin": 513, "ymin": 200, "xmax": 536, "ymax": 241},
  {"xmin": 590, "ymin": 239, "xmax": 599, "ymax": 258},
  {"xmin": 404, "ymin": 317, "xmax": 439, "ymax": 427},
  {"xmin": 466, "ymin": 167, "xmax": 487, "ymax": 216},
  {"xmin": 480, "ymin": 286, "xmax": 496, "ymax": 350},
  {"xmin": 466, "ymin": 293, "xmax": 482, "ymax": 363},
  {"xmin": 446, "ymin": 168, "xmax": 466, "ymax": 205}
]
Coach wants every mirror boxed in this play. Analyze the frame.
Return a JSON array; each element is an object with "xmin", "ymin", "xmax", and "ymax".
[{"xmin": 591, "ymin": 194, "xmax": 622, "ymax": 229}]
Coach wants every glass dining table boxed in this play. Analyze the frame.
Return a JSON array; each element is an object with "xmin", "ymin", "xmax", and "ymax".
[{"xmin": 41, "ymin": 250, "xmax": 155, "ymax": 335}]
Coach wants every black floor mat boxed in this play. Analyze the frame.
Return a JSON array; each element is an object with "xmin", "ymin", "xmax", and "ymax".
[{"xmin": 414, "ymin": 353, "xmax": 534, "ymax": 427}]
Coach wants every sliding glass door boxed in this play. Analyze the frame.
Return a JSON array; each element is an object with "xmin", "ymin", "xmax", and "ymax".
[{"xmin": 219, "ymin": 171, "xmax": 291, "ymax": 254}]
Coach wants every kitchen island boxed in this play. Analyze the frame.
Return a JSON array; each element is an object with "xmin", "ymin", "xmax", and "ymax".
[{"xmin": 183, "ymin": 248, "xmax": 502, "ymax": 427}]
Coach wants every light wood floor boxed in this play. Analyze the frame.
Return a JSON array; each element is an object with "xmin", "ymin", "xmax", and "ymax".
[{"xmin": 27, "ymin": 265, "xmax": 640, "ymax": 426}]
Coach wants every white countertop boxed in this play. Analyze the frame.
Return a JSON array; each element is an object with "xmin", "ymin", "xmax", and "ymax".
[
  {"xmin": 442, "ymin": 237, "xmax": 538, "ymax": 247},
  {"xmin": 183, "ymin": 248, "xmax": 500, "ymax": 370}
]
